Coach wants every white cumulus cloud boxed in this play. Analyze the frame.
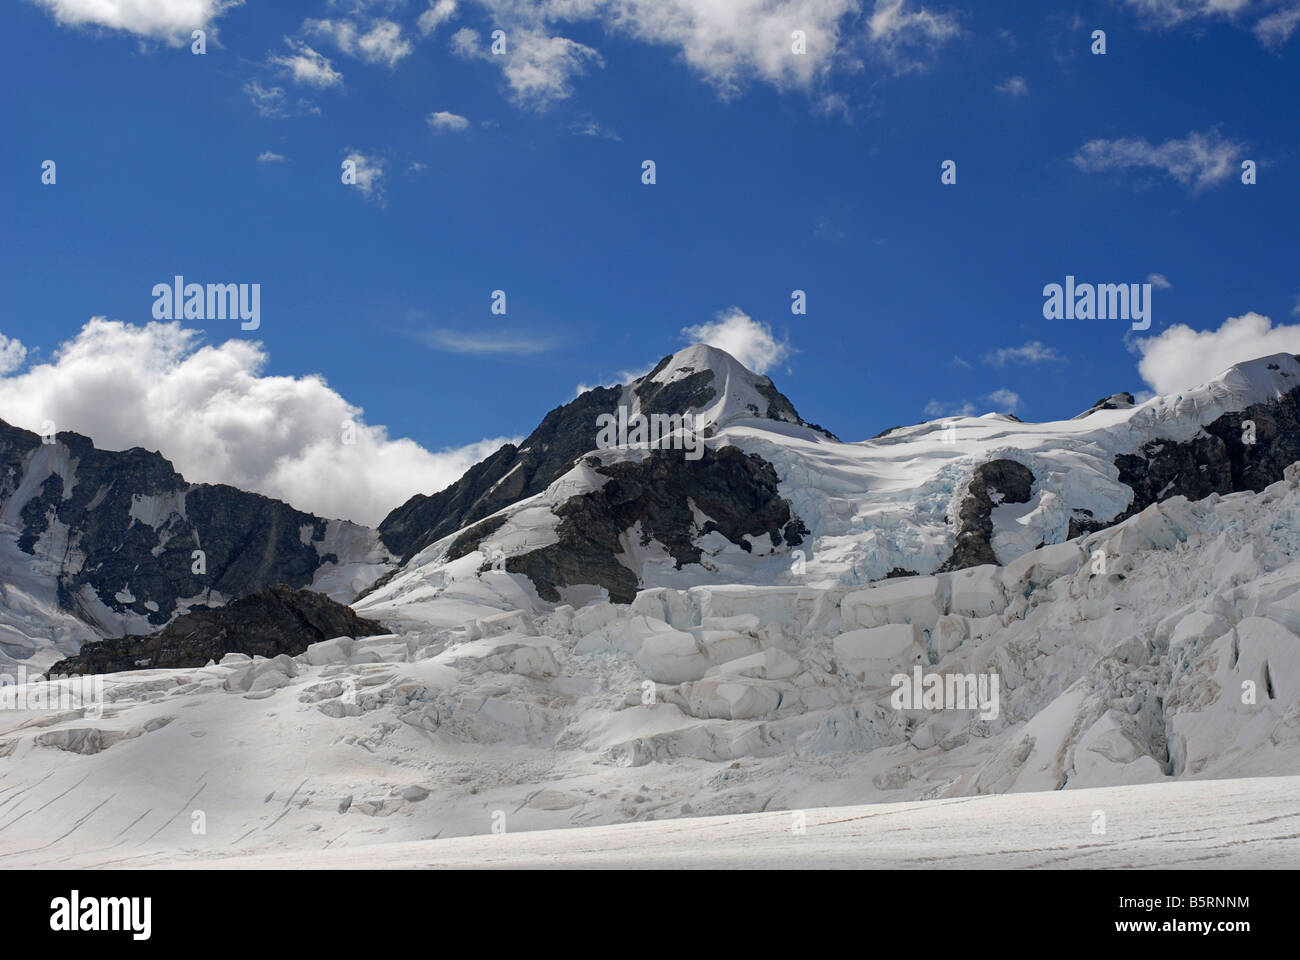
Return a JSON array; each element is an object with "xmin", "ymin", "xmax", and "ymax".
[
  {"xmin": 452, "ymin": 24, "xmax": 601, "ymax": 109},
  {"xmin": 343, "ymin": 151, "xmax": 385, "ymax": 202},
  {"xmin": 450, "ymin": 0, "xmax": 950, "ymax": 107},
  {"xmin": 680, "ymin": 307, "xmax": 791, "ymax": 374},
  {"xmin": 565, "ymin": 0, "xmax": 862, "ymax": 95},
  {"xmin": 0, "ymin": 334, "xmax": 28, "ymax": 375},
  {"xmin": 1132, "ymin": 311, "xmax": 1300, "ymax": 395},
  {"xmin": 0, "ymin": 319, "xmax": 512, "ymax": 527},
  {"xmin": 305, "ymin": 17, "xmax": 413, "ymax": 67},
  {"xmin": 428, "ymin": 110, "xmax": 471, "ymax": 131},
  {"xmin": 32, "ymin": 0, "xmax": 240, "ymax": 44},
  {"xmin": 984, "ymin": 388, "xmax": 1021, "ymax": 413},
  {"xmin": 419, "ymin": 0, "xmax": 460, "ymax": 34}
]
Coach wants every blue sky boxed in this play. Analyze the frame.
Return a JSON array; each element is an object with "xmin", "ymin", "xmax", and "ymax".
[{"xmin": 1, "ymin": 0, "xmax": 1298, "ymax": 523}]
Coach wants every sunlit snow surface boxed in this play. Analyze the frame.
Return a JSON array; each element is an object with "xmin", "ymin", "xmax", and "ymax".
[
  {"xmin": 2, "ymin": 472, "xmax": 1299, "ymax": 867},
  {"xmin": 104, "ymin": 776, "xmax": 1300, "ymax": 869}
]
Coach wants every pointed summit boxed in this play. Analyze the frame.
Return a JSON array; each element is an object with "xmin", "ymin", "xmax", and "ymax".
[
  {"xmin": 377, "ymin": 344, "xmax": 830, "ymax": 563},
  {"xmin": 628, "ymin": 344, "xmax": 834, "ymax": 438}
]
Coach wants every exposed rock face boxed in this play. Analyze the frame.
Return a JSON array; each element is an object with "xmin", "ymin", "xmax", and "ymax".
[
  {"xmin": 45, "ymin": 585, "xmax": 387, "ymax": 675},
  {"xmin": 446, "ymin": 515, "xmax": 510, "ymax": 563},
  {"xmin": 1073, "ymin": 392, "xmax": 1136, "ymax": 419},
  {"xmin": 378, "ymin": 349, "xmax": 826, "ymax": 563},
  {"xmin": 1112, "ymin": 382, "xmax": 1300, "ymax": 523},
  {"xmin": 941, "ymin": 459, "xmax": 1036, "ymax": 570},
  {"xmin": 633, "ymin": 357, "xmax": 716, "ymax": 417},
  {"xmin": 0, "ymin": 419, "xmax": 373, "ymax": 631},
  {"xmin": 378, "ymin": 386, "xmax": 622, "ymax": 563},
  {"xmin": 507, "ymin": 447, "xmax": 808, "ymax": 604}
]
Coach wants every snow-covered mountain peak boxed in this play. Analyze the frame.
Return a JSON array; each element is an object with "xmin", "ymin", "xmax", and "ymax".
[
  {"xmin": 1183, "ymin": 351, "xmax": 1300, "ymax": 411},
  {"xmin": 1119, "ymin": 352, "xmax": 1300, "ymax": 442},
  {"xmin": 625, "ymin": 343, "xmax": 818, "ymax": 435},
  {"xmin": 642, "ymin": 343, "xmax": 739, "ymax": 385}
]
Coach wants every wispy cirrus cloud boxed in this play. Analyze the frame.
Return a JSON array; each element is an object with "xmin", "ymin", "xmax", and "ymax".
[
  {"xmin": 243, "ymin": 80, "xmax": 321, "ymax": 118},
  {"xmin": 1255, "ymin": 2, "xmax": 1300, "ymax": 45},
  {"xmin": 924, "ymin": 398, "xmax": 975, "ymax": 418},
  {"xmin": 244, "ymin": 80, "xmax": 287, "ymax": 117},
  {"xmin": 925, "ymin": 388, "xmax": 1020, "ymax": 417},
  {"xmin": 342, "ymin": 150, "xmax": 385, "ymax": 202},
  {"xmin": 1120, "ymin": 0, "xmax": 1252, "ymax": 28},
  {"xmin": 569, "ymin": 115, "xmax": 621, "ymax": 141},
  {"xmin": 866, "ymin": 0, "xmax": 962, "ymax": 73},
  {"xmin": 982, "ymin": 341, "xmax": 1062, "ymax": 366},
  {"xmin": 419, "ymin": 329, "xmax": 558, "ymax": 355},
  {"xmin": 995, "ymin": 75, "xmax": 1029, "ymax": 96},
  {"xmin": 1119, "ymin": 0, "xmax": 1300, "ymax": 47},
  {"xmin": 1072, "ymin": 129, "xmax": 1244, "ymax": 192},
  {"xmin": 270, "ymin": 39, "xmax": 344, "ymax": 88}
]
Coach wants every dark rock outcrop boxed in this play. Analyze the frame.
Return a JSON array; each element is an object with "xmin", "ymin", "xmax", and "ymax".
[
  {"xmin": 941, "ymin": 459, "xmax": 1035, "ymax": 570},
  {"xmin": 1073, "ymin": 392, "xmax": 1136, "ymax": 419},
  {"xmin": 1067, "ymin": 508, "xmax": 1106, "ymax": 540},
  {"xmin": 377, "ymin": 386, "xmax": 623, "ymax": 563},
  {"xmin": 45, "ymin": 585, "xmax": 387, "ymax": 676},
  {"xmin": 506, "ymin": 446, "xmax": 807, "ymax": 604},
  {"xmin": 447, "ymin": 515, "xmax": 511, "ymax": 563},
  {"xmin": 633, "ymin": 357, "xmax": 716, "ymax": 418},
  {"xmin": 1112, "ymin": 381, "xmax": 1300, "ymax": 523},
  {"xmin": 0, "ymin": 419, "xmax": 365, "ymax": 629}
]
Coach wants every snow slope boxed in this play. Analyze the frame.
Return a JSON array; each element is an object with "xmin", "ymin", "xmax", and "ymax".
[
  {"xmin": 3, "ymin": 466, "xmax": 1299, "ymax": 867},
  {"xmin": 46, "ymin": 776, "xmax": 1298, "ymax": 870}
]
